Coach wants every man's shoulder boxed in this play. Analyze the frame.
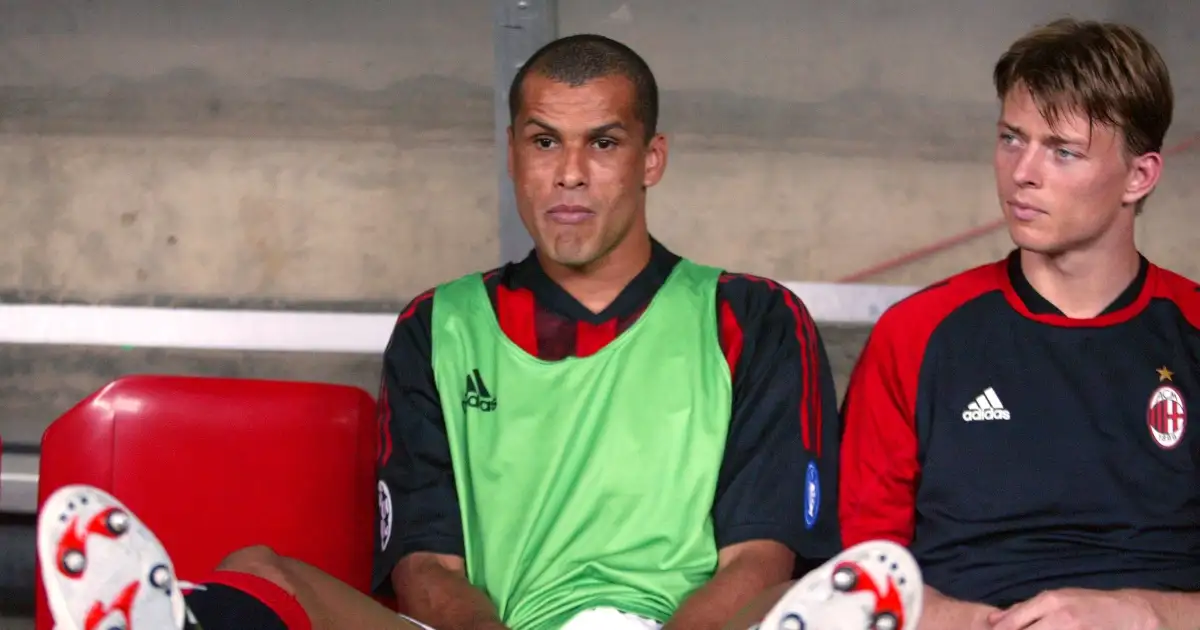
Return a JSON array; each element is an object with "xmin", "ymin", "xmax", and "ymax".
[
  {"xmin": 715, "ymin": 271, "xmax": 813, "ymax": 323},
  {"xmin": 397, "ymin": 287, "xmax": 436, "ymax": 323},
  {"xmin": 392, "ymin": 267, "xmax": 505, "ymax": 337},
  {"xmin": 872, "ymin": 260, "xmax": 1007, "ymax": 342},
  {"xmin": 399, "ymin": 269, "xmax": 505, "ymax": 317},
  {"xmin": 1150, "ymin": 263, "xmax": 1200, "ymax": 332},
  {"xmin": 717, "ymin": 271, "xmax": 789, "ymax": 293}
]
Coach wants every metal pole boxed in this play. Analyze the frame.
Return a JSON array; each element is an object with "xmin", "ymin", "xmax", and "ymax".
[{"xmin": 493, "ymin": 0, "xmax": 558, "ymax": 264}]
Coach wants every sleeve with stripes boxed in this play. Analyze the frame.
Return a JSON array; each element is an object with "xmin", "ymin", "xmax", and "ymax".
[
  {"xmin": 371, "ymin": 290, "xmax": 465, "ymax": 594},
  {"xmin": 712, "ymin": 275, "xmax": 843, "ymax": 563}
]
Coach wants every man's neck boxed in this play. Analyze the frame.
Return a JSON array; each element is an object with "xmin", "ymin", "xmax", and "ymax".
[
  {"xmin": 539, "ymin": 233, "xmax": 653, "ymax": 314},
  {"xmin": 1020, "ymin": 241, "xmax": 1141, "ymax": 319}
]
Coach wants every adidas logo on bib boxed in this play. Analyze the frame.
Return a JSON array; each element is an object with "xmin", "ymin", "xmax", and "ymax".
[{"xmin": 463, "ymin": 369, "xmax": 497, "ymax": 413}]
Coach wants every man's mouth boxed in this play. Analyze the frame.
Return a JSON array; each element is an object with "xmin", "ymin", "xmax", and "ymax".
[
  {"xmin": 1008, "ymin": 201, "xmax": 1045, "ymax": 221},
  {"xmin": 546, "ymin": 205, "xmax": 594, "ymax": 225}
]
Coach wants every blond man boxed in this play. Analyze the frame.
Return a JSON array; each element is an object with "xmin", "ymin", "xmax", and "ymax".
[{"xmin": 838, "ymin": 18, "xmax": 1199, "ymax": 630}]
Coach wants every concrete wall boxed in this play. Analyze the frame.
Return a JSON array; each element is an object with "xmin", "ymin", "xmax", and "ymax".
[
  {"xmin": 2, "ymin": 0, "xmax": 1197, "ymax": 306},
  {"xmin": 1, "ymin": 1, "xmax": 497, "ymax": 304}
]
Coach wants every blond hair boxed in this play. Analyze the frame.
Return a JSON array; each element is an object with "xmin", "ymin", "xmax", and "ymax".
[{"xmin": 993, "ymin": 18, "xmax": 1173, "ymax": 157}]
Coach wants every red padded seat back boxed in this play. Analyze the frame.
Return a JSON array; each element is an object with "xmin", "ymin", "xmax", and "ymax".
[{"xmin": 35, "ymin": 375, "xmax": 379, "ymax": 629}]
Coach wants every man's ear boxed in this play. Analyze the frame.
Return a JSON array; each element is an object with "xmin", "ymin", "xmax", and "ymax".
[
  {"xmin": 1123, "ymin": 150, "xmax": 1163, "ymax": 206},
  {"xmin": 643, "ymin": 133, "xmax": 669, "ymax": 188}
]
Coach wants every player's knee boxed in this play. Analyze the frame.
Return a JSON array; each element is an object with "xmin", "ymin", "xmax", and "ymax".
[{"xmin": 216, "ymin": 544, "xmax": 297, "ymax": 596}]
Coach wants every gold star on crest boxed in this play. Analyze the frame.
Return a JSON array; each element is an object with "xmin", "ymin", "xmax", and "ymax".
[{"xmin": 1157, "ymin": 366, "xmax": 1174, "ymax": 382}]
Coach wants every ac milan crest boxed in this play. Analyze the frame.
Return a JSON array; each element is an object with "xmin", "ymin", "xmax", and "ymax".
[{"xmin": 1147, "ymin": 384, "xmax": 1187, "ymax": 450}]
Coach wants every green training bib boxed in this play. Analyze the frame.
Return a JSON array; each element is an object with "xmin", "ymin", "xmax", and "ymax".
[{"xmin": 431, "ymin": 259, "xmax": 733, "ymax": 629}]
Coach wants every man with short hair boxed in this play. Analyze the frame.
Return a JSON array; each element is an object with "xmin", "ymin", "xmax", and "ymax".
[
  {"xmin": 838, "ymin": 18, "xmax": 1200, "ymax": 630},
  {"xmin": 374, "ymin": 32, "xmax": 843, "ymax": 630},
  {"xmin": 39, "ymin": 34, "xmax": 850, "ymax": 630}
]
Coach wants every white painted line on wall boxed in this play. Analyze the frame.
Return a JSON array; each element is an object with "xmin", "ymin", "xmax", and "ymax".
[
  {"xmin": 783, "ymin": 281, "xmax": 916, "ymax": 324},
  {"xmin": 0, "ymin": 282, "xmax": 915, "ymax": 353},
  {"xmin": 0, "ymin": 304, "xmax": 397, "ymax": 353}
]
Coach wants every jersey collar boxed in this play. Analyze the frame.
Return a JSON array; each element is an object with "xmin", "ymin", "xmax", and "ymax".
[
  {"xmin": 505, "ymin": 238, "xmax": 681, "ymax": 325},
  {"xmin": 1002, "ymin": 248, "xmax": 1153, "ymax": 327}
]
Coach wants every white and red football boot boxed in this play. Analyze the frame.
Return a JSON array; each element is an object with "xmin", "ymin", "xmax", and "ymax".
[
  {"xmin": 751, "ymin": 540, "xmax": 924, "ymax": 630},
  {"xmin": 38, "ymin": 484, "xmax": 199, "ymax": 630}
]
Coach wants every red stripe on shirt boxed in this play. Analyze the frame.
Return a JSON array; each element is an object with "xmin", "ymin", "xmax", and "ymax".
[
  {"xmin": 576, "ymin": 318, "xmax": 619, "ymax": 357},
  {"xmin": 731, "ymin": 274, "xmax": 820, "ymax": 454},
  {"xmin": 718, "ymin": 300, "xmax": 744, "ymax": 378},
  {"xmin": 496, "ymin": 285, "xmax": 539, "ymax": 356},
  {"xmin": 781, "ymin": 288, "xmax": 821, "ymax": 455}
]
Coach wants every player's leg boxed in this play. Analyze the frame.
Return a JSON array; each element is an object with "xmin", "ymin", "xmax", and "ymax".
[
  {"xmin": 38, "ymin": 484, "xmax": 427, "ymax": 630},
  {"xmin": 212, "ymin": 544, "xmax": 430, "ymax": 630},
  {"xmin": 182, "ymin": 568, "xmax": 433, "ymax": 630},
  {"xmin": 726, "ymin": 540, "xmax": 925, "ymax": 630}
]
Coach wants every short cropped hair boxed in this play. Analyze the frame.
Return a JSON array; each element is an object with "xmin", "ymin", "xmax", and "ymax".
[
  {"xmin": 508, "ymin": 34, "xmax": 659, "ymax": 142},
  {"xmin": 993, "ymin": 18, "xmax": 1173, "ymax": 157}
]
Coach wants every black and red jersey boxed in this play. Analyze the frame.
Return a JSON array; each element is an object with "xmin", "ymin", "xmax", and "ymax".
[
  {"xmin": 372, "ymin": 239, "xmax": 842, "ymax": 591},
  {"xmin": 840, "ymin": 249, "xmax": 1200, "ymax": 607}
]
